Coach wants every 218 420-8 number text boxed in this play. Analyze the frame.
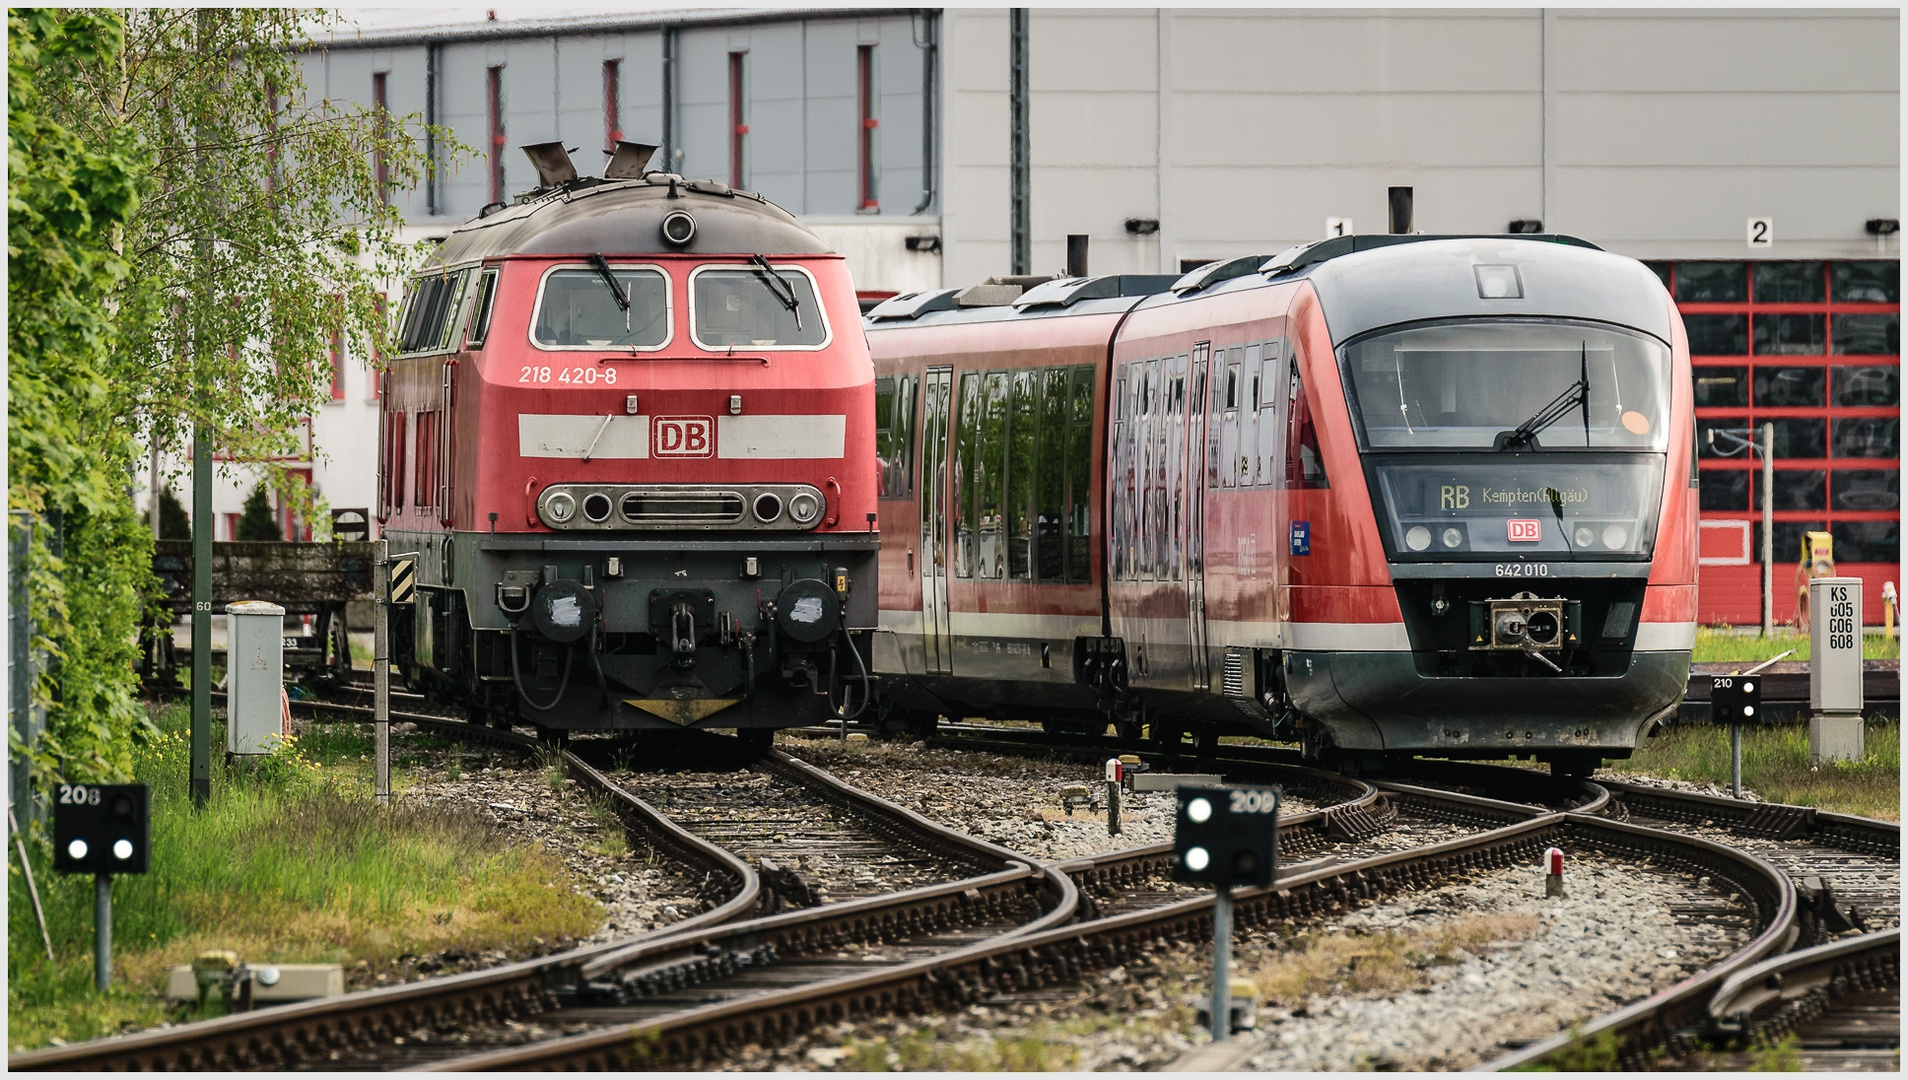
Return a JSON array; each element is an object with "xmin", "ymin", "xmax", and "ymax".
[{"xmin": 519, "ymin": 365, "xmax": 618, "ymax": 385}]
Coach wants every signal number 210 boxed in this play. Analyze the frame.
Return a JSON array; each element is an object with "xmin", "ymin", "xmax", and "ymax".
[{"xmin": 520, "ymin": 366, "xmax": 616, "ymax": 385}]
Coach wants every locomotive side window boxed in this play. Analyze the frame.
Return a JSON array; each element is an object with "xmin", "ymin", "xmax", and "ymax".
[
  {"xmin": 465, "ymin": 269, "xmax": 500, "ymax": 348},
  {"xmin": 875, "ymin": 374, "xmax": 916, "ymax": 498},
  {"xmin": 1342, "ymin": 321, "xmax": 1671, "ymax": 452},
  {"xmin": 690, "ymin": 266, "xmax": 829, "ymax": 349},
  {"xmin": 532, "ymin": 266, "xmax": 670, "ymax": 349},
  {"xmin": 398, "ymin": 269, "xmax": 472, "ymax": 355}
]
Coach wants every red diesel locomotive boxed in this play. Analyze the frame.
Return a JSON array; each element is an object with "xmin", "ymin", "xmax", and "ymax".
[
  {"xmin": 867, "ymin": 235, "xmax": 1697, "ymax": 774},
  {"xmin": 380, "ymin": 144, "xmax": 876, "ymax": 740}
]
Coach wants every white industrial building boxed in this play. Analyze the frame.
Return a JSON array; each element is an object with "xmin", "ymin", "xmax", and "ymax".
[{"xmin": 154, "ymin": 6, "xmax": 1898, "ymax": 623}]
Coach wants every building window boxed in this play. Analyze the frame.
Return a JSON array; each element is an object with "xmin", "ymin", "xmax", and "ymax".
[
  {"xmin": 603, "ymin": 59, "xmax": 622, "ymax": 149},
  {"xmin": 371, "ymin": 72, "xmax": 390, "ymax": 204},
  {"xmin": 486, "ymin": 66, "xmax": 507, "ymax": 204},
  {"xmin": 857, "ymin": 45, "xmax": 879, "ymax": 210},
  {"xmin": 329, "ymin": 327, "xmax": 346, "ymax": 401},
  {"xmin": 1683, "ymin": 260, "xmax": 1899, "ymax": 585},
  {"xmin": 728, "ymin": 52, "xmax": 749, "ymax": 190}
]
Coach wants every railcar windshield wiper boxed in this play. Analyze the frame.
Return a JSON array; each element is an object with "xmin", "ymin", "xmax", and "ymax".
[
  {"xmin": 587, "ymin": 253, "xmax": 633, "ymax": 334},
  {"xmin": 1495, "ymin": 341, "xmax": 1591, "ymax": 451},
  {"xmin": 748, "ymin": 254, "xmax": 804, "ymax": 331}
]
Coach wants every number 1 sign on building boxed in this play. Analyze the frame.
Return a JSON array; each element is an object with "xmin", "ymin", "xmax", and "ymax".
[{"xmin": 1808, "ymin": 577, "xmax": 1864, "ymax": 762}]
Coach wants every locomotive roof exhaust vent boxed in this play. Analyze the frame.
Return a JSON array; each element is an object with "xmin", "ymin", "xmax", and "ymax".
[
  {"xmin": 606, "ymin": 140, "xmax": 660, "ymax": 179},
  {"xmin": 522, "ymin": 142, "xmax": 579, "ymax": 188}
]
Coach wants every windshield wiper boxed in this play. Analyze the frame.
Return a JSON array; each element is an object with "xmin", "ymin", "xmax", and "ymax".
[
  {"xmin": 1496, "ymin": 341, "xmax": 1590, "ymax": 451},
  {"xmin": 588, "ymin": 253, "xmax": 633, "ymax": 334},
  {"xmin": 748, "ymin": 254, "xmax": 803, "ymax": 331}
]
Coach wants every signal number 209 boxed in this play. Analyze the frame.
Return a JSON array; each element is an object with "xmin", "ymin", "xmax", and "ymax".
[
  {"xmin": 520, "ymin": 366, "xmax": 617, "ymax": 386},
  {"xmin": 58, "ymin": 784, "xmax": 101, "ymax": 806},
  {"xmin": 1228, "ymin": 789, "xmax": 1277, "ymax": 814}
]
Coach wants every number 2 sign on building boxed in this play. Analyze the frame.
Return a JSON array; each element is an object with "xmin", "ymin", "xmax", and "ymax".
[{"xmin": 1808, "ymin": 577, "xmax": 1864, "ymax": 762}]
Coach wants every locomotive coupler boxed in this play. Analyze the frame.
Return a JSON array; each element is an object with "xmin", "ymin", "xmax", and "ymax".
[{"xmin": 670, "ymin": 603, "xmax": 697, "ymax": 667}]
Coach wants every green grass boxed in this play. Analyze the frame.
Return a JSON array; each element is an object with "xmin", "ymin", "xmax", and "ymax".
[
  {"xmin": 8, "ymin": 703, "xmax": 598, "ymax": 1052},
  {"xmin": 1609, "ymin": 718, "xmax": 1899, "ymax": 820},
  {"xmin": 1692, "ymin": 628, "xmax": 1898, "ymax": 664}
]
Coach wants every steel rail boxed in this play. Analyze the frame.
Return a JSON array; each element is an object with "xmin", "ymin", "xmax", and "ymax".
[
  {"xmin": 1476, "ymin": 813, "xmax": 1802, "ymax": 1071},
  {"xmin": 6, "ymin": 701, "xmax": 760, "ymax": 1073},
  {"xmin": 1597, "ymin": 775, "xmax": 1900, "ymax": 857},
  {"xmin": 1705, "ymin": 927, "xmax": 1900, "ymax": 1045},
  {"xmin": 423, "ymin": 808, "xmax": 1796, "ymax": 1071}
]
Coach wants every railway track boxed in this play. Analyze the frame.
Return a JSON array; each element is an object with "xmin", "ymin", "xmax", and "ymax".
[
  {"xmin": 887, "ymin": 723, "xmax": 1900, "ymax": 1071},
  {"xmin": 407, "ymin": 802, "xmax": 1795, "ymax": 1070}
]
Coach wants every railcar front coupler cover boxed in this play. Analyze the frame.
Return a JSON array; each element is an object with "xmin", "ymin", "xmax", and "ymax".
[{"xmin": 1468, "ymin": 592, "xmax": 1580, "ymax": 651}]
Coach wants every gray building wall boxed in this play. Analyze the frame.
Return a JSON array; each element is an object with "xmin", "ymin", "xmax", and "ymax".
[
  {"xmin": 940, "ymin": 7, "xmax": 1900, "ymax": 285},
  {"xmin": 305, "ymin": 12, "xmax": 933, "ymax": 224},
  {"xmin": 305, "ymin": 8, "xmax": 1897, "ymax": 291}
]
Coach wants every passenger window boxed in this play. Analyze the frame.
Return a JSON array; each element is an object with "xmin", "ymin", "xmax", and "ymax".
[
  {"xmin": 1008, "ymin": 371, "xmax": 1038, "ymax": 579},
  {"xmin": 875, "ymin": 374, "xmax": 916, "ymax": 498},
  {"xmin": 954, "ymin": 372, "xmax": 982, "ymax": 578},
  {"xmin": 1284, "ymin": 356, "xmax": 1330, "ymax": 489},
  {"xmin": 1067, "ymin": 365, "xmax": 1095, "ymax": 584}
]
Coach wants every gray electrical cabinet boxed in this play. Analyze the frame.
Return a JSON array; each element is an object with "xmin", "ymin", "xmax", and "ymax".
[{"xmin": 225, "ymin": 600, "xmax": 286, "ymax": 755}]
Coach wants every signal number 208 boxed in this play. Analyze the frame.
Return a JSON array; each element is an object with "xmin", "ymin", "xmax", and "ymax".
[
  {"xmin": 520, "ymin": 366, "xmax": 617, "ymax": 386},
  {"xmin": 1228, "ymin": 789, "xmax": 1277, "ymax": 814},
  {"xmin": 58, "ymin": 784, "xmax": 101, "ymax": 806}
]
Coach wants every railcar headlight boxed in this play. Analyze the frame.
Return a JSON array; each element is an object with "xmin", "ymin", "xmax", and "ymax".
[
  {"xmin": 1574, "ymin": 526, "xmax": 1595, "ymax": 549},
  {"xmin": 1441, "ymin": 526, "xmax": 1465, "ymax": 550},
  {"xmin": 1602, "ymin": 524, "xmax": 1629, "ymax": 550},
  {"xmin": 1405, "ymin": 525, "xmax": 1432, "ymax": 552},
  {"xmin": 788, "ymin": 491, "xmax": 821, "ymax": 524},
  {"xmin": 545, "ymin": 492, "xmax": 576, "ymax": 524}
]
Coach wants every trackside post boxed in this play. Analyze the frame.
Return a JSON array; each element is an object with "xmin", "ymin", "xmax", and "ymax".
[{"xmin": 375, "ymin": 539, "xmax": 390, "ymax": 805}]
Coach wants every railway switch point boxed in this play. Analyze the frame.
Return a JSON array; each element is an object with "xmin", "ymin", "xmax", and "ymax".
[{"xmin": 1544, "ymin": 847, "xmax": 1566, "ymax": 898}]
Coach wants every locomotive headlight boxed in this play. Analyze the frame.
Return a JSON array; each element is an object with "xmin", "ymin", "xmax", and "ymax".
[
  {"xmin": 1602, "ymin": 524, "xmax": 1629, "ymax": 550},
  {"xmin": 1574, "ymin": 526, "xmax": 1595, "ymax": 549},
  {"xmin": 544, "ymin": 492, "xmax": 576, "ymax": 524},
  {"xmin": 582, "ymin": 493, "xmax": 613, "ymax": 523},
  {"xmin": 788, "ymin": 491, "xmax": 821, "ymax": 525},
  {"xmin": 753, "ymin": 492, "xmax": 784, "ymax": 522},
  {"xmin": 1441, "ymin": 526, "xmax": 1465, "ymax": 550},
  {"xmin": 1405, "ymin": 525, "xmax": 1432, "ymax": 551}
]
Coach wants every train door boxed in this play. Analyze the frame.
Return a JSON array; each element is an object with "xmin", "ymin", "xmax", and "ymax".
[
  {"xmin": 1186, "ymin": 345, "xmax": 1212, "ymax": 690},
  {"xmin": 919, "ymin": 368, "xmax": 954, "ymax": 674}
]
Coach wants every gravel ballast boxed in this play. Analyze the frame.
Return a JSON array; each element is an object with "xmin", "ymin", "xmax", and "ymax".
[
  {"xmin": 783, "ymin": 734, "xmax": 1322, "ymax": 862},
  {"xmin": 759, "ymin": 856, "xmax": 1752, "ymax": 1072}
]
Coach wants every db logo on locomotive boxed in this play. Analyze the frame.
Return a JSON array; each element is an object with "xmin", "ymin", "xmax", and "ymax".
[{"xmin": 654, "ymin": 416, "xmax": 714, "ymax": 458}]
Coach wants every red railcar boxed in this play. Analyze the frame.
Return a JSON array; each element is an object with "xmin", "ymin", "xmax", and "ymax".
[
  {"xmin": 381, "ymin": 147, "xmax": 876, "ymax": 740},
  {"xmin": 867, "ymin": 235, "xmax": 1697, "ymax": 773}
]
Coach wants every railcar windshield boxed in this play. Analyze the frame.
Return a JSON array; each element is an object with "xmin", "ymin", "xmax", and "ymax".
[
  {"xmin": 1343, "ymin": 320, "xmax": 1671, "ymax": 451},
  {"xmin": 532, "ymin": 267, "xmax": 670, "ymax": 349},
  {"xmin": 691, "ymin": 267, "xmax": 829, "ymax": 349}
]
